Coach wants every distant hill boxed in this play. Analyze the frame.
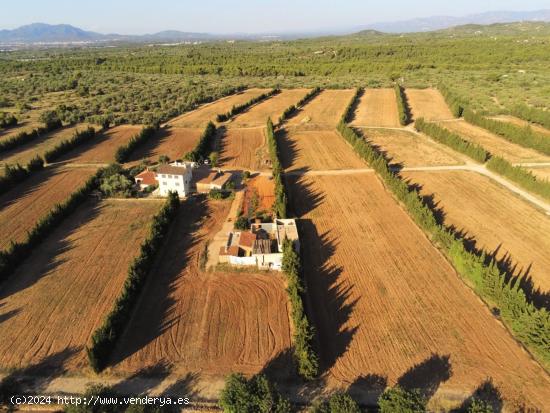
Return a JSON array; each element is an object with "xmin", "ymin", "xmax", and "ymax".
[{"xmin": 357, "ymin": 9, "xmax": 550, "ymax": 33}]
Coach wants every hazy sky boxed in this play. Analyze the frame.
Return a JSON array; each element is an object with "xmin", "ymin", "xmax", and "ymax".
[{"xmin": 1, "ymin": 0, "xmax": 548, "ymax": 34}]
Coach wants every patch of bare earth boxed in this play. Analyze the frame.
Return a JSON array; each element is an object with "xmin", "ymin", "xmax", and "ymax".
[
  {"xmin": 351, "ymin": 89, "xmax": 400, "ymax": 127},
  {"xmin": 406, "ymin": 88, "xmax": 454, "ymax": 121}
]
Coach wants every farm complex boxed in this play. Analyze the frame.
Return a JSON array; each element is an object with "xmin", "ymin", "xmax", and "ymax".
[{"xmin": 1, "ymin": 22, "xmax": 550, "ymax": 412}]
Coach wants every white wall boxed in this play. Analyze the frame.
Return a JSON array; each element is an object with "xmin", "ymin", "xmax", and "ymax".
[{"xmin": 158, "ymin": 172, "xmax": 192, "ymax": 197}]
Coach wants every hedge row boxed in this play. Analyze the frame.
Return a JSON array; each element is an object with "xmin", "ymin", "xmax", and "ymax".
[
  {"xmin": 0, "ymin": 120, "xmax": 62, "ymax": 153},
  {"xmin": 184, "ymin": 121, "xmax": 217, "ymax": 162},
  {"xmin": 0, "ymin": 168, "xmax": 101, "ymax": 281},
  {"xmin": 415, "ymin": 118, "xmax": 490, "ymax": 163},
  {"xmin": 337, "ymin": 115, "xmax": 550, "ymax": 368},
  {"xmin": 464, "ymin": 109, "xmax": 550, "ymax": 156},
  {"xmin": 114, "ymin": 125, "xmax": 158, "ymax": 163},
  {"xmin": 395, "ymin": 85, "xmax": 411, "ymax": 126},
  {"xmin": 438, "ymin": 83, "xmax": 468, "ymax": 118},
  {"xmin": 278, "ymin": 87, "xmax": 322, "ymax": 124},
  {"xmin": 341, "ymin": 87, "xmax": 363, "ymax": 123},
  {"xmin": 0, "ymin": 157, "xmax": 44, "ymax": 196},
  {"xmin": 511, "ymin": 103, "xmax": 550, "ymax": 130},
  {"xmin": 487, "ymin": 156, "xmax": 550, "ymax": 200},
  {"xmin": 43, "ymin": 126, "xmax": 96, "ymax": 163},
  {"xmin": 87, "ymin": 191, "xmax": 180, "ymax": 372},
  {"xmin": 282, "ymin": 238, "xmax": 319, "ymax": 380},
  {"xmin": 266, "ymin": 118, "xmax": 287, "ymax": 218},
  {"xmin": 216, "ymin": 88, "xmax": 280, "ymax": 122}
]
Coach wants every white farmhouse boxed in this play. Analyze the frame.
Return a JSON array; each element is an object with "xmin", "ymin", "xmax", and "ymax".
[{"xmin": 157, "ymin": 161, "xmax": 194, "ymax": 197}]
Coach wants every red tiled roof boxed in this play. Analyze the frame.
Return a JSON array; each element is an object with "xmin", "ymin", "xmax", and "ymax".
[
  {"xmin": 239, "ymin": 231, "xmax": 257, "ymax": 249},
  {"xmin": 135, "ymin": 170, "xmax": 157, "ymax": 186}
]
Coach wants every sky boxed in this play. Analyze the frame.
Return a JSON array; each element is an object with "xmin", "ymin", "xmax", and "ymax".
[{"xmin": 1, "ymin": 0, "xmax": 549, "ymax": 34}]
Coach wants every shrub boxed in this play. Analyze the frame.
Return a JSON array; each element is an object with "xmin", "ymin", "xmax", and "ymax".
[
  {"xmin": 0, "ymin": 156, "xmax": 45, "ymax": 196},
  {"xmin": 234, "ymin": 215, "xmax": 249, "ymax": 230},
  {"xmin": 378, "ymin": 386, "xmax": 426, "ymax": 413},
  {"xmin": 310, "ymin": 392, "xmax": 361, "ymax": 413},
  {"xmin": 216, "ymin": 88, "xmax": 280, "ymax": 122},
  {"xmin": 0, "ymin": 113, "xmax": 17, "ymax": 129},
  {"xmin": 115, "ymin": 125, "xmax": 158, "ymax": 163},
  {"xmin": 87, "ymin": 192, "xmax": 180, "ymax": 372},
  {"xmin": 415, "ymin": 118, "xmax": 489, "ymax": 163},
  {"xmin": 219, "ymin": 373, "xmax": 290, "ymax": 413},
  {"xmin": 395, "ymin": 85, "xmax": 411, "ymax": 126},
  {"xmin": 282, "ymin": 238, "xmax": 319, "ymax": 380},
  {"xmin": 44, "ymin": 126, "xmax": 96, "ymax": 163}
]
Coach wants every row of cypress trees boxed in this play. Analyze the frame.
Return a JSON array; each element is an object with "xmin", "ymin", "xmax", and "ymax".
[
  {"xmin": 337, "ymin": 90, "xmax": 550, "ymax": 369},
  {"xmin": 87, "ymin": 191, "xmax": 180, "ymax": 372},
  {"xmin": 114, "ymin": 124, "xmax": 159, "ymax": 163},
  {"xmin": 0, "ymin": 168, "xmax": 102, "ymax": 281},
  {"xmin": 278, "ymin": 87, "xmax": 322, "ymax": 124},
  {"xmin": 0, "ymin": 119, "xmax": 63, "ymax": 153},
  {"xmin": 438, "ymin": 83, "xmax": 468, "ymax": 117},
  {"xmin": 464, "ymin": 109, "xmax": 550, "ymax": 156},
  {"xmin": 0, "ymin": 113, "xmax": 17, "ymax": 129},
  {"xmin": 0, "ymin": 156, "xmax": 44, "ymax": 196},
  {"xmin": 43, "ymin": 126, "xmax": 96, "ymax": 162},
  {"xmin": 394, "ymin": 84, "xmax": 411, "ymax": 126},
  {"xmin": 281, "ymin": 238, "xmax": 319, "ymax": 380},
  {"xmin": 266, "ymin": 118, "xmax": 287, "ymax": 218},
  {"xmin": 216, "ymin": 88, "xmax": 280, "ymax": 122},
  {"xmin": 511, "ymin": 103, "xmax": 550, "ymax": 130},
  {"xmin": 415, "ymin": 118, "xmax": 489, "ymax": 162},
  {"xmin": 486, "ymin": 156, "xmax": 550, "ymax": 200},
  {"xmin": 184, "ymin": 121, "xmax": 217, "ymax": 162}
]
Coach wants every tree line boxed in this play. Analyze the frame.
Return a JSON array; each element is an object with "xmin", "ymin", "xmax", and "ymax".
[
  {"xmin": 216, "ymin": 88, "xmax": 280, "ymax": 122},
  {"xmin": 415, "ymin": 118, "xmax": 489, "ymax": 163},
  {"xmin": 438, "ymin": 82, "xmax": 469, "ymax": 117},
  {"xmin": 266, "ymin": 118, "xmax": 287, "ymax": 219},
  {"xmin": 0, "ymin": 157, "xmax": 44, "ymax": 196},
  {"xmin": 395, "ymin": 85, "xmax": 411, "ymax": 126},
  {"xmin": 87, "ymin": 191, "xmax": 180, "ymax": 372},
  {"xmin": 0, "ymin": 118, "xmax": 62, "ymax": 153},
  {"xmin": 464, "ymin": 109, "xmax": 550, "ymax": 156},
  {"xmin": 277, "ymin": 87, "xmax": 322, "ymax": 124},
  {"xmin": 0, "ymin": 169, "xmax": 102, "ymax": 281},
  {"xmin": 184, "ymin": 121, "xmax": 217, "ymax": 162},
  {"xmin": 43, "ymin": 126, "xmax": 96, "ymax": 162},
  {"xmin": 282, "ymin": 238, "xmax": 319, "ymax": 380},
  {"xmin": 486, "ymin": 156, "xmax": 550, "ymax": 200},
  {"xmin": 337, "ymin": 101, "xmax": 550, "ymax": 370},
  {"xmin": 115, "ymin": 124, "xmax": 159, "ymax": 163},
  {"xmin": 511, "ymin": 103, "xmax": 550, "ymax": 130}
]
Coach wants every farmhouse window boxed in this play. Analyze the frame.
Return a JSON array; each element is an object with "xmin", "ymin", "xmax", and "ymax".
[
  {"xmin": 175, "ymin": 182, "xmax": 180, "ymax": 186},
  {"xmin": 162, "ymin": 181, "xmax": 167, "ymax": 185},
  {"xmin": 168, "ymin": 175, "xmax": 172, "ymax": 178}
]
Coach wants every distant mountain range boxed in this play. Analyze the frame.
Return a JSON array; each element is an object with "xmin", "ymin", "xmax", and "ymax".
[
  {"xmin": 357, "ymin": 9, "xmax": 550, "ymax": 33},
  {"xmin": 1, "ymin": 9, "xmax": 550, "ymax": 46}
]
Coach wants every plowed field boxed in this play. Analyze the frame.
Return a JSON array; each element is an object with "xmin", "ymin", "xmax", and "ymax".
[
  {"xmin": 111, "ymin": 197, "xmax": 292, "ymax": 376},
  {"xmin": 219, "ymin": 127, "xmax": 269, "ymax": 171},
  {"xmin": 286, "ymin": 89, "xmax": 354, "ymax": 129},
  {"xmin": 279, "ymin": 130, "xmax": 365, "ymax": 172},
  {"xmin": 0, "ymin": 199, "xmax": 163, "ymax": 370},
  {"xmin": 229, "ymin": 89, "xmax": 310, "ymax": 128},
  {"xmin": 351, "ymin": 89, "xmax": 400, "ymax": 127},
  {"xmin": 403, "ymin": 170, "xmax": 550, "ymax": 293},
  {"xmin": 0, "ymin": 166, "xmax": 96, "ymax": 250},
  {"xmin": 406, "ymin": 88, "xmax": 454, "ymax": 121},
  {"xmin": 168, "ymin": 89, "xmax": 271, "ymax": 128},
  {"xmin": 59, "ymin": 125, "xmax": 141, "ymax": 164},
  {"xmin": 439, "ymin": 120, "xmax": 550, "ymax": 163},
  {"xmin": 126, "ymin": 127, "xmax": 202, "ymax": 164},
  {"xmin": 286, "ymin": 173, "xmax": 550, "ymax": 409},
  {"xmin": 0, "ymin": 124, "xmax": 95, "ymax": 170},
  {"xmin": 362, "ymin": 129, "xmax": 464, "ymax": 167}
]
